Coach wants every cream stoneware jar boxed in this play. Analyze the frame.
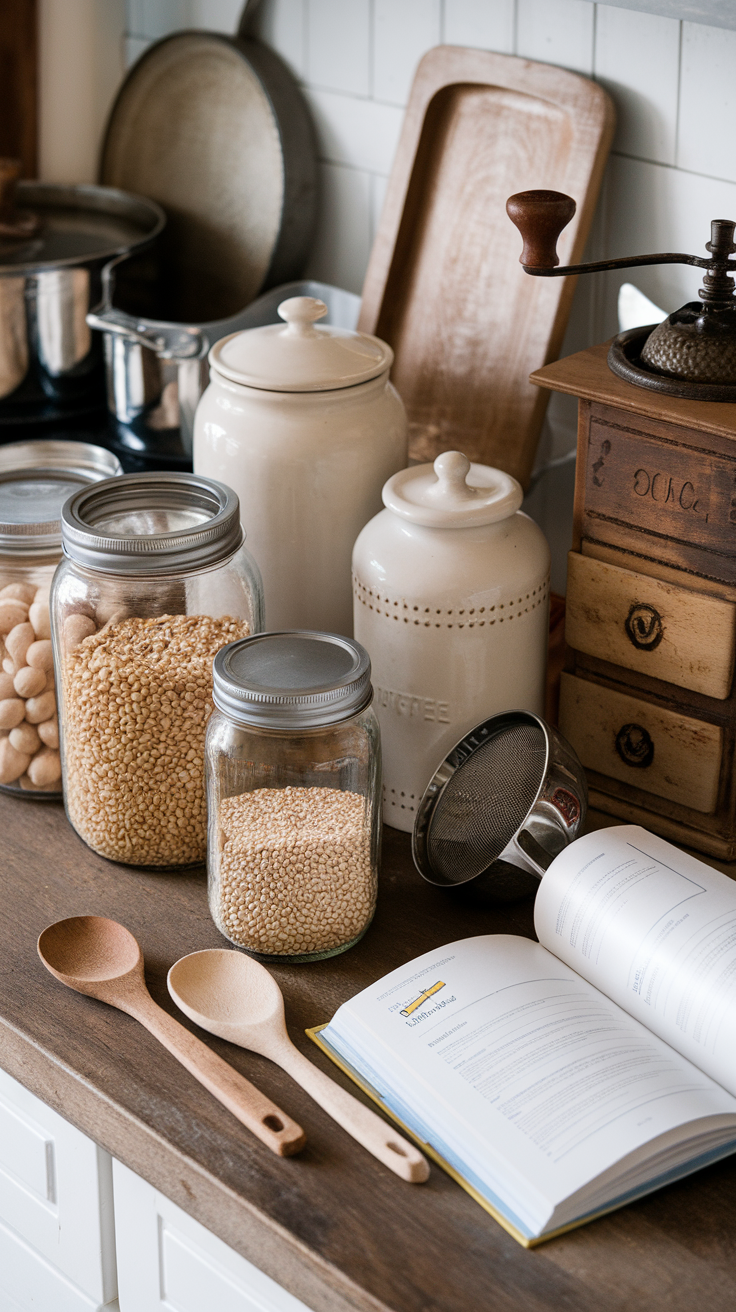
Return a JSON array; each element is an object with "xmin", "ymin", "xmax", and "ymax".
[
  {"xmin": 193, "ymin": 296, "xmax": 407, "ymax": 635},
  {"xmin": 352, "ymin": 451, "xmax": 551, "ymax": 832}
]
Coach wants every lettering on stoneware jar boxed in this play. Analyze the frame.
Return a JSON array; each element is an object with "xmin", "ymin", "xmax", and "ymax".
[
  {"xmin": 625, "ymin": 602, "xmax": 664, "ymax": 651},
  {"xmin": 374, "ymin": 685, "xmax": 450, "ymax": 723},
  {"xmin": 631, "ymin": 468, "xmax": 702, "ymax": 515},
  {"xmin": 615, "ymin": 722, "xmax": 655, "ymax": 769}
]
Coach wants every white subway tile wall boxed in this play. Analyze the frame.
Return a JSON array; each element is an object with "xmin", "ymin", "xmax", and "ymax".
[{"xmin": 121, "ymin": 0, "xmax": 736, "ymax": 444}]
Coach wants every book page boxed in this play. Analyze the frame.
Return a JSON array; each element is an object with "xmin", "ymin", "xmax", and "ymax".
[
  {"xmin": 323, "ymin": 934, "xmax": 736, "ymax": 1235},
  {"xmin": 535, "ymin": 825, "xmax": 736, "ymax": 1096}
]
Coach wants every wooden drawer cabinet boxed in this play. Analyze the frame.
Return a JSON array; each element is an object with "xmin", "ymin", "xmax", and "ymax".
[
  {"xmin": 532, "ymin": 344, "xmax": 736, "ymax": 858},
  {"xmin": 565, "ymin": 552, "xmax": 736, "ymax": 698},
  {"xmin": 559, "ymin": 672, "xmax": 723, "ymax": 812}
]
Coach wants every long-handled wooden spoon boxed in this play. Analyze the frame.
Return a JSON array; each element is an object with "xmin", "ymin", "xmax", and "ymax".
[
  {"xmin": 167, "ymin": 948, "xmax": 430, "ymax": 1184},
  {"xmin": 37, "ymin": 917, "xmax": 306, "ymax": 1157}
]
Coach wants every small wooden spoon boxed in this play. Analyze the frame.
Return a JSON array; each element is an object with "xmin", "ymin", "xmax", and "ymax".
[
  {"xmin": 168, "ymin": 949, "xmax": 430, "ymax": 1184},
  {"xmin": 37, "ymin": 917, "xmax": 306, "ymax": 1157}
]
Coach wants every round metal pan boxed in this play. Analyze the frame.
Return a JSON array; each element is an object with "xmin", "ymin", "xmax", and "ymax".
[{"xmin": 100, "ymin": 31, "xmax": 317, "ymax": 324}]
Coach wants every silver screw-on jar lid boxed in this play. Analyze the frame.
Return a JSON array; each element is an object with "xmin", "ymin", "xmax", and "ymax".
[
  {"xmin": 61, "ymin": 471, "xmax": 243, "ymax": 574},
  {"xmin": 213, "ymin": 631, "xmax": 372, "ymax": 728},
  {"xmin": 0, "ymin": 440, "xmax": 123, "ymax": 554}
]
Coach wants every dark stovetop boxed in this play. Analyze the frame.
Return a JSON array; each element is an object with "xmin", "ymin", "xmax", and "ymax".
[{"xmin": 0, "ymin": 408, "xmax": 192, "ymax": 473}]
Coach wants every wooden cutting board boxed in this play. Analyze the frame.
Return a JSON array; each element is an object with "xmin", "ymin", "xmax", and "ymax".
[{"xmin": 358, "ymin": 47, "xmax": 614, "ymax": 487}]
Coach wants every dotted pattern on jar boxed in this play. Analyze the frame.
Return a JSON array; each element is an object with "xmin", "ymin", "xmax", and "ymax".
[
  {"xmin": 0, "ymin": 582, "xmax": 60, "ymax": 792},
  {"xmin": 213, "ymin": 786, "xmax": 375, "ymax": 957},
  {"xmin": 352, "ymin": 575, "xmax": 550, "ymax": 627},
  {"xmin": 63, "ymin": 614, "xmax": 249, "ymax": 866}
]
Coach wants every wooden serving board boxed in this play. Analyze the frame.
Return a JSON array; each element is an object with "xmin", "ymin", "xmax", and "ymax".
[{"xmin": 358, "ymin": 46, "xmax": 614, "ymax": 487}]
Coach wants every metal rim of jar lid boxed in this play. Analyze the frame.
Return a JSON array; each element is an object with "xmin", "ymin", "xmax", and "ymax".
[
  {"xmin": 213, "ymin": 631, "xmax": 373, "ymax": 729},
  {"xmin": 60, "ymin": 472, "xmax": 244, "ymax": 575},
  {"xmin": 0, "ymin": 441, "xmax": 123, "ymax": 555}
]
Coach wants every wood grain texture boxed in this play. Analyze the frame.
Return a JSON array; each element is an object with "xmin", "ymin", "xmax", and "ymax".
[
  {"xmin": 565, "ymin": 552, "xmax": 736, "ymax": 699},
  {"xmin": 3, "ymin": 796, "xmax": 736, "ymax": 1310},
  {"xmin": 531, "ymin": 342, "xmax": 736, "ymax": 442},
  {"xmin": 0, "ymin": 0, "xmax": 37, "ymax": 178},
  {"xmin": 358, "ymin": 47, "xmax": 614, "ymax": 488},
  {"xmin": 559, "ymin": 671, "xmax": 723, "ymax": 812}
]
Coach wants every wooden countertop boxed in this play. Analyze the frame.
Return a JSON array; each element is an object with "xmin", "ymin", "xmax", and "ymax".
[{"xmin": 3, "ymin": 795, "xmax": 736, "ymax": 1312}]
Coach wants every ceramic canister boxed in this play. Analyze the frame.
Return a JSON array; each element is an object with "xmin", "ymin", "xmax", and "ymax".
[
  {"xmin": 352, "ymin": 451, "xmax": 551, "ymax": 832},
  {"xmin": 193, "ymin": 296, "xmax": 407, "ymax": 636}
]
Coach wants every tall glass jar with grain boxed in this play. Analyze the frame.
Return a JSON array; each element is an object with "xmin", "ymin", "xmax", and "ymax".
[
  {"xmin": 51, "ymin": 472, "xmax": 263, "ymax": 868},
  {"xmin": 0, "ymin": 440, "xmax": 122, "ymax": 799},
  {"xmin": 206, "ymin": 631, "xmax": 381, "ymax": 962}
]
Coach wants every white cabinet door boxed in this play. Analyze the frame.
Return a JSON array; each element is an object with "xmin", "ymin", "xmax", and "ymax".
[
  {"xmin": 0, "ymin": 1066, "xmax": 118, "ymax": 1310},
  {"xmin": 112, "ymin": 1159, "xmax": 313, "ymax": 1312}
]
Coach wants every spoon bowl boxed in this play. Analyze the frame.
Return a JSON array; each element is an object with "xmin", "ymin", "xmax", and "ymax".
[
  {"xmin": 168, "ymin": 948, "xmax": 430, "ymax": 1183},
  {"xmin": 38, "ymin": 915, "xmax": 142, "ymax": 990},
  {"xmin": 169, "ymin": 948, "xmax": 280, "ymax": 1032}
]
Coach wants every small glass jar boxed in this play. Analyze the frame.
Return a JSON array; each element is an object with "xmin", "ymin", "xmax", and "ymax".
[
  {"xmin": 52, "ymin": 472, "xmax": 263, "ymax": 868},
  {"xmin": 0, "ymin": 440, "xmax": 122, "ymax": 799},
  {"xmin": 206, "ymin": 631, "xmax": 381, "ymax": 962}
]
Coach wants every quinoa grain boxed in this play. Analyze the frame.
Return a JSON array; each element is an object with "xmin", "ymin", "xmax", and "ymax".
[{"xmin": 213, "ymin": 786, "xmax": 375, "ymax": 957}]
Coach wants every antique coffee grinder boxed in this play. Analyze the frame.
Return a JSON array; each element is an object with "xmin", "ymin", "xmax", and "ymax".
[{"xmin": 505, "ymin": 189, "xmax": 736, "ymax": 861}]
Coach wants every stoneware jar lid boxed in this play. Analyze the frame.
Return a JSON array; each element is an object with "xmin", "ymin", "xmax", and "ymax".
[
  {"xmin": 209, "ymin": 296, "xmax": 393, "ymax": 392},
  {"xmin": 382, "ymin": 450, "xmax": 523, "ymax": 528},
  {"xmin": 61, "ymin": 471, "xmax": 243, "ymax": 575},
  {"xmin": 213, "ymin": 630, "xmax": 372, "ymax": 728},
  {"xmin": 0, "ymin": 440, "xmax": 123, "ymax": 555}
]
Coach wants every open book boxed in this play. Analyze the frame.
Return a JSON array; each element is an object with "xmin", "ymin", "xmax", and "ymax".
[{"xmin": 309, "ymin": 825, "xmax": 736, "ymax": 1245}]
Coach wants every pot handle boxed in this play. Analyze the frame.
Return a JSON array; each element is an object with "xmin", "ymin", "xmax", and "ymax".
[{"xmin": 86, "ymin": 306, "xmax": 207, "ymax": 361}]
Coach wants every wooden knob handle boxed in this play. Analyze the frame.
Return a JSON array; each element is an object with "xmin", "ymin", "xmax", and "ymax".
[{"xmin": 506, "ymin": 190, "xmax": 576, "ymax": 268}]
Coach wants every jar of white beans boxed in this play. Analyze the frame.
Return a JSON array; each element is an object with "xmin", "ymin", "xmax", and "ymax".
[{"xmin": 0, "ymin": 441, "xmax": 122, "ymax": 798}]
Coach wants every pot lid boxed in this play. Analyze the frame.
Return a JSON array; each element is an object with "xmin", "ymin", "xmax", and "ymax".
[
  {"xmin": 0, "ymin": 441, "xmax": 123, "ymax": 554},
  {"xmin": 209, "ymin": 297, "xmax": 393, "ymax": 391},
  {"xmin": 383, "ymin": 451, "xmax": 523, "ymax": 527},
  {"xmin": 0, "ymin": 181, "xmax": 165, "ymax": 274}
]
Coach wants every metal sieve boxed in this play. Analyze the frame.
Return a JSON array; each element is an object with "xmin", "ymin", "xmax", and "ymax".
[{"xmin": 412, "ymin": 710, "xmax": 587, "ymax": 894}]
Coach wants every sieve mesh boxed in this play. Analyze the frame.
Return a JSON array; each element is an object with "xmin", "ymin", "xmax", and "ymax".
[{"xmin": 427, "ymin": 722, "xmax": 547, "ymax": 884}]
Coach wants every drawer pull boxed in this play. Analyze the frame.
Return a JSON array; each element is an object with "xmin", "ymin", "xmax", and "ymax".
[
  {"xmin": 624, "ymin": 603, "xmax": 663, "ymax": 651},
  {"xmin": 615, "ymin": 722, "xmax": 655, "ymax": 768}
]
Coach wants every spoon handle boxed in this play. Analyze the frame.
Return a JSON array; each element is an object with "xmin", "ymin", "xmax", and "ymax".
[
  {"xmin": 134, "ymin": 997, "xmax": 306, "ymax": 1156},
  {"xmin": 278, "ymin": 1041, "xmax": 429, "ymax": 1183}
]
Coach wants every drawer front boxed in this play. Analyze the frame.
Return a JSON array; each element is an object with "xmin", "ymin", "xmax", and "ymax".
[
  {"xmin": 0, "ymin": 1067, "xmax": 117, "ymax": 1306},
  {"xmin": 566, "ymin": 552, "xmax": 736, "ymax": 698},
  {"xmin": 559, "ymin": 673, "xmax": 723, "ymax": 812},
  {"xmin": 112, "ymin": 1159, "xmax": 310, "ymax": 1312},
  {"xmin": 583, "ymin": 412, "xmax": 736, "ymax": 576}
]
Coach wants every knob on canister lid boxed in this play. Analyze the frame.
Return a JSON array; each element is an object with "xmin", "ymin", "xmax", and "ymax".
[
  {"xmin": 382, "ymin": 450, "xmax": 523, "ymax": 528},
  {"xmin": 209, "ymin": 296, "xmax": 393, "ymax": 393}
]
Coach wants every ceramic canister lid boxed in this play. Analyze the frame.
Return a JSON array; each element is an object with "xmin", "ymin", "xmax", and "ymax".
[
  {"xmin": 208, "ymin": 296, "xmax": 393, "ymax": 392},
  {"xmin": 382, "ymin": 451, "xmax": 523, "ymax": 528}
]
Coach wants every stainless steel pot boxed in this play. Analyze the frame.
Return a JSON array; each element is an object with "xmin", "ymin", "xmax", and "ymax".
[
  {"xmin": 0, "ymin": 169, "xmax": 164, "ymax": 424},
  {"xmin": 87, "ymin": 279, "xmax": 362, "ymax": 459}
]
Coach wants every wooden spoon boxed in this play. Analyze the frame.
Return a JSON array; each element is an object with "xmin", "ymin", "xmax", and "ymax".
[
  {"xmin": 37, "ymin": 917, "xmax": 306, "ymax": 1157},
  {"xmin": 168, "ymin": 948, "xmax": 430, "ymax": 1184}
]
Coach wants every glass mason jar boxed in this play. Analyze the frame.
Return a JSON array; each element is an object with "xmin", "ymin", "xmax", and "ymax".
[
  {"xmin": 51, "ymin": 472, "xmax": 263, "ymax": 868},
  {"xmin": 0, "ymin": 440, "xmax": 122, "ymax": 799},
  {"xmin": 206, "ymin": 631, "xmax": 381, "ymax": 963}
]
